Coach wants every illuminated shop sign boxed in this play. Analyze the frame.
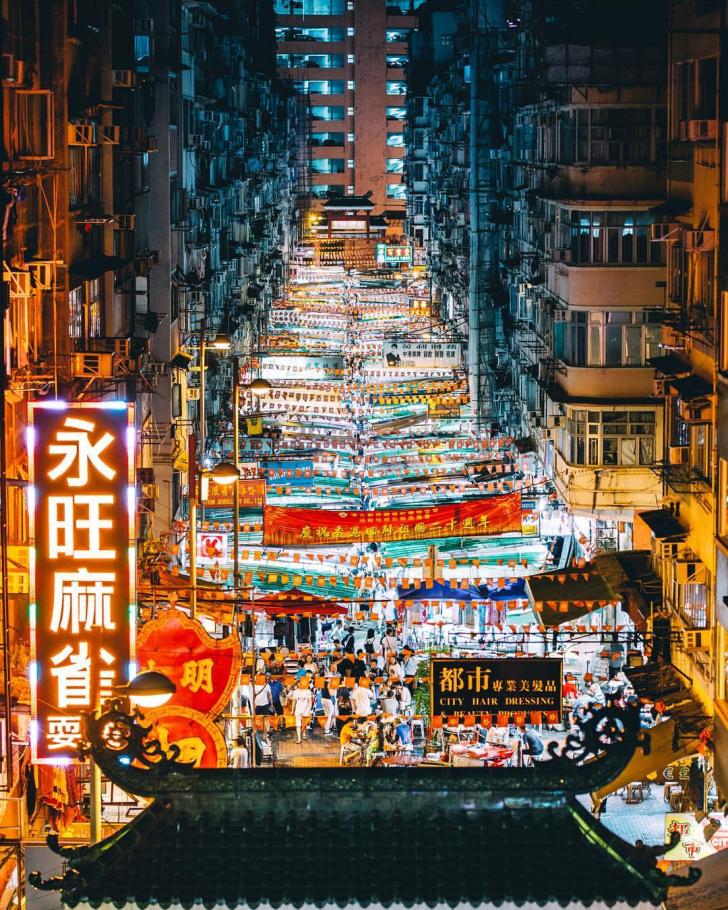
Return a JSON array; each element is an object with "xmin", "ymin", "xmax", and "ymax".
[
  {"xmin": 375, "ymin": 243, "xmax": 413, "ymax": 265},
  {"xmin": 430, "ymin": 658, "xmax": 563, "ymax": 722},
  {"xmin": 28, "ymin": 402, "xmax": 136, "ymax": 763}
]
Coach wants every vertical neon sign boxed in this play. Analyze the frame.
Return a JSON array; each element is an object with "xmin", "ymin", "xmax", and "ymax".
[{"xmin": 28, "ymin": 402, "xmax": 136, "ymax": 763}]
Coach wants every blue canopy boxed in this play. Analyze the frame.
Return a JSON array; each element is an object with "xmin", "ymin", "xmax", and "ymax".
[
  {"xmin": 397, "ymin": 580, "xmax": 488, "ymax": 602},
  {"xmin": 476, "ymin": 577, "xmax": 528, "ymax": 602}
]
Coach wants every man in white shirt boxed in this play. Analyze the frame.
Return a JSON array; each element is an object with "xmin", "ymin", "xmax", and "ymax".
[
  {"xmin": 401, "ymin": 646, "xmax": 419, "ymax": 680},
  {"xmin": 393, "ymin": 681, "xmax": 412, "ymax": 716},
  {"xmin": 351, "ymin": 681, "xmax": 373, "ymax": 719}
]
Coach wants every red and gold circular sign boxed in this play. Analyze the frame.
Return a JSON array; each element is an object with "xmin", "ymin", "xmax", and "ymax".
[{"xmin": 140, "ymin": 705, "xmax": 228, "ymax": 769}]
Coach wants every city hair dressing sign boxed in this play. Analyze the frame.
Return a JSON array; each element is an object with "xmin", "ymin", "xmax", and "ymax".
[
  {"xmin": 28, "ymin": 402, "xmax": 136, "ymax": 763},
  {"xmin": 431, "ymin": 658, "xmax": 563, "ymax": 722}
]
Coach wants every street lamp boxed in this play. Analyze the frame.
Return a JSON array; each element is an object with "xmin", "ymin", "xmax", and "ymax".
[
  {"xmin": 209, "ymin": 460, "xmax": 240, "ymax": 485},
  {"xmin": 246, "ymin": 377, "xmax": 271, "ymax": 394},
  {"xmin": 115, "ymin": 670, "xmax": 176, "ymax": 709}
]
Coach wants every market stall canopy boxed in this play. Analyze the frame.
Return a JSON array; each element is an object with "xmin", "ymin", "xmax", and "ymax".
[
  {"xmin": 253, "ymin": 587, "xmax": 348, "ymax": 617},
  {"xmin": 397, "ymin": 579, "xmax": 487, "ymax": 602},
  {"xmin": 526, "ymin": 563, "xmax": 618, "ymax": 626}
]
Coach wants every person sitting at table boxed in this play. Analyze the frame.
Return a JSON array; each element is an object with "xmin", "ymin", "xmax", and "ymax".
[
  {"xmin": 392, "ymin": 680, "xmax": 412, "ymax": 716},
  {"xmin": 335, "ymin": 686, "xmax": 353, "ymax": 732},
  {"xmin": 294, "ymin": 658, "xmax": 309, "ymax": 680},
  {"xmin": 380, "ymin": 686, "xmax": 398, "ymax": 716},
  {"xmin": 393, "ymin": 718, "xmax": 412, "ymax": 750},
  {"xmin": 339, "ymin": 718, "xmax": 362, "ymax": 765},
  {"xmin": 386, "ymin": 654, "xmax": 404, "ymax": 682},
  {"xmin": 365, "ymin": 720, "xmax": 385, "ymax": 766},
  {"xmin": 519, "ymin": 724, "xmax": 544, "ymax": 766},
  {"xmin": 301, "ymin": 653, "xmax": 319, "ymax": 677},
  {"xmin": 336, "ymin": 649, "xmax": 365, "ymax": 682},
  {"xmin": 401, "ymin": 645, "xmax": 418, "ymax": 684},
  {"xmin": 351, "ymin": 680, "xmax": 373, "ymax": 719}
]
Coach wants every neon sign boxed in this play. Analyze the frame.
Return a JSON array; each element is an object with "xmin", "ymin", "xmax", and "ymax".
[{"xmin": 28, "ymin": 402, "xmax": 136, "ymax": 763}]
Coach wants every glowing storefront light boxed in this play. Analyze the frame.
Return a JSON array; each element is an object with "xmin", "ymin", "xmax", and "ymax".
[{"xmin": 28, "ymin": 402, "xmax": 136, "ymax": 763}]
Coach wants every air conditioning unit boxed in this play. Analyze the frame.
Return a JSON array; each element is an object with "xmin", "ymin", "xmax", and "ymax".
[
  {"xmin": 675, "ymin": 559, "xmax": 706, "ymax": 584},
  {"xmin": 687, "ymin": 119, "xmax": 717, "ymax": 141},
  {"xmin": 546, "ymin": 415, "xmax": 562, "ymax": 429},
  {"xmin": 67, "ymin": 123, "xmax": 95, "ymax": 145},
  {"xmin": 187, "ymin": 387, "xmax": 201, "ymax": 401},
  {"xmin": 2, "ymin": 267, "xmax": 32, "ymax": 298},
  {"xmin": 1, "ymin": 53, "xmax": 24, "ymax": 85},
  {"xmin": 141, "ymin": 482, "xmax": 160, "ymax": 500},
  {"xmin": 72, "ymin": 352, "xmax": 114, "ymax": 379},
  {"xmin": 115, "ymin": 213, "xmax": 136, "ymax": 231},
  {"xmin": 677, "ymin": 398, "xmax": 711, "ymax": 423},
  {"xmin": 552, "ymin": 309, "xmax": 567, "ymax": 322},
  {"xmin": 684, "ymin": 229, "xmax": 715, "ymax": 252},
  {"xmin": 683, "ymin": 630, "xmax": 709, "ymax": 650},
  {"xmin": 667, "ymin": 445, "xmax": 689, "ymax": 465},
  {"xmin": 27, "ymin": 261, "xmax": 54, "ymax": 290},
  {"xmin": 650, "ymin": 222, "xmax": 680, "ymax": 242},
  {"xmin": 659, "ymin": 540, "xmax": 679, "ymax": 560},
  {"xmin": 100, "ymin": 125, "xmax": 121, "ymax": 144},
  {"xmin": 112, "ymin": 69, "xmax": 136, "ymax": 88}
]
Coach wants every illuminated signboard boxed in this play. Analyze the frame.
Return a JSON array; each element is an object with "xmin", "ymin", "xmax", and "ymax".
[
  {"xmin": 430, "ymin": 658, "xmax": 563, "ymax": 723},
  {"xmin": 28, "ymin": 402, "xmax": 136, "ymax": 763},
  {"xmin": 375, "ymin": 243, "xmax": 413, "ymax": 265}
]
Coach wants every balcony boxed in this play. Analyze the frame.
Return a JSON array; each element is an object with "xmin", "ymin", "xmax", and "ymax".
[{"xmin": 547, "ymin": 263, "xmax": 665, "ymax": 309}]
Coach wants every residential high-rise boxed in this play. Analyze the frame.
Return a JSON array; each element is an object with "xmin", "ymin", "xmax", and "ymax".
[{"xmin": 275, "ymin": 0, "xmax": 421, "ymax": 213}]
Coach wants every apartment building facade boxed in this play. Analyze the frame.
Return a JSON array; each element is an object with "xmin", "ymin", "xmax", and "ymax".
[
  {"xmin": 0, "ymin": 0, "xmax": 295, "ymax": 835},
  {"xmin": 275, "ymin": 0, "xmax": 421, "ymax": 212}
]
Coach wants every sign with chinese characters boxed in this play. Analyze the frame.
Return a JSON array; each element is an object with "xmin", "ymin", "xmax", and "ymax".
[
  {"xmin": 375, "ymin": 243, "xmax": 413, "ymax": 265},
  {"xmin": 382, "ymin": 341, "xmax": 463, "ymax": 371},
  {"xmin": 29, "ymin": 402, "xmax": 136, "ymax": 763},
  {"xmin": 141, "ymin": 705, "xmax": 228, "ymax": 768},
  {"xmin": 262, "ymin": 493, "xmax": 522, "ymax": 547},
  {"xmin": 201, "ymin": 478, "xmax": 266, "ymax": 509},
  {"xmin": 430, "ymin": 658, "xmax": 563, "ymax": 721},
  {"xmin": 260, "ymin": 354, "xmax": 344, "ymax": 381},
  {"xmin": 136, "ymin": 610, "xmax": 241, "ymax": 716},
  {"xmin": 663, "ymin": 814, "xmax": 717, "ymax": 862}
]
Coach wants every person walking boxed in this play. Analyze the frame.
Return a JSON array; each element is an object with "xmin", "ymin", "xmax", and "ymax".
[
  {"xmin": 229, "ymin": 735, "xmax": 249, "ymax": 768},
  {"xmin": 288, "ymin": 678, "xmax": 314, "ymax": 744},
  {"xmin": 321, "ymin": 679, "xmax": 336, "ymax": 735}
]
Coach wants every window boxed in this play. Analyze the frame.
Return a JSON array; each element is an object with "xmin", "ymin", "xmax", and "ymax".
[
  {"xmin": 673, "ymin": 57, "xmax": 718, "ymax": 135},
  {"xmin": 386, "ymin": 55, "xmax": 408, "ymax": 68},
  {"xmin": 294, "ymin": 80, "xmax": 345, "ymax": 95},
  {"xmin": 566, "ymin": 410, "xmax": 656, "ymax": 467},
  {"xmin": 386, "ymin": 29, "xmax": 411, "ymax": 42},
  {"xmin": 311, "ymin": 132, "xmax": 345, "ymax": 147},
  {"xmin": 347, "ymin": 80, "xmax": 355, "ymax": 90},
  {"xmin": 387, "ymin": 183, "xmax": 406, "ymax": 200},
  {"xmin": 134, "ymin": 34, "xmax": 151, "ymax": 72},
  {"xmin": 68, "ymin": 145, "xmax": 101, "ymax": 208},
  {"xmin": 274, "ymin": 0, "xmax": 345, "ymax": 13},
  {"xmin": 558, "ymin": 311, "xmax": 661, "ymax": 367},
  {"xmin": 690, "ymin": 423, "xmax": 711, "ymax": 480},
  {"xmin": 386, "ymin": 157, "xmax": 404, "ymax": 173},
  {"xmin": 276, "ymin": 54, "xmax": 344, "ymax": 68},
  {"xmin": 311, "ymin": 158, "xmax": 345, "ymax": 174},
  {"xmin": 718, "ymin": 457, "xmax": 728, "ymax": 540},
  {"xmin": 386, "ymin": 81, "xmax": 407, "ymax": 95},
  {"xmin": 571, "ymin": 210, "xmax": 665, "ymax": 265},
  {"xmin": 560, "ymin": 108, "xmax": 659, "ymax": 164},
  {"xmin": 386, "ymin": 132, "xmax": 405, "ymax": 147},
  {"xmin": 275, "ymin": 27, "xmax": 346, "ymax": 42},
  {"xmin": 386, "ymin": 106, "xmax": 406, "ymax": 121},
  {"xmin": 310, "ymin": 106, "xmax": 345, "ymax": 121},
  {"xmin": 311, "ymin": 184, "xmax": 345, "ymax": 199},
  {"xmin": 68, "ymin": 279, "xmax": 103, "ymax": 341}
]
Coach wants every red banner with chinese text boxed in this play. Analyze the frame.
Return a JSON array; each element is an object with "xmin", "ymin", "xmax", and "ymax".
[{"xmin": 262, "ymin": 492, "xmax": 522, "ymax": 547}]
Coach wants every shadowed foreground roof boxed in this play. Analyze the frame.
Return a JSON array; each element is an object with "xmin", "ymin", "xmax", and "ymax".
[{"xmin": 33, "ymin": 705, "xmax": 696, "ymax": 909}]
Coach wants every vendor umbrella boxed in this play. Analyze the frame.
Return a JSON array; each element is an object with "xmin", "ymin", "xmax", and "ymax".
[
  {"xmin": 397, "ymin": 580, "xmax": 488, "ymax": 602},
  {"xmin": 476, "ymin": 577, "xmax": 528, "ymax": 602},
  {"xmin": 252, "ymin": 587, "xmax": 349, "ymax": 617}
]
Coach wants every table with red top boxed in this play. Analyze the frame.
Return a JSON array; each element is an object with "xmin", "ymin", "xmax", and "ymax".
[
  {"xmin": 449, "ymin": 743, "xmax": 512, "ymax": 767},
  {"xmin": 381, "ymin": 753, "xmax": 421, "ymax": 767}
]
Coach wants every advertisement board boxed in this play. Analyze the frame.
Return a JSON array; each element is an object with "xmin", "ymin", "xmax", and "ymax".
[
  {"xmin": 202, "ymin": 478, "xmax": 266, "ymax": 509},
  {"xmin": 28, "ymin": 402, "xmax": 136, "ymax": 763},
  {"xmin": 260, "ymin": 354, "xmax": 344, "ymax": 380},
  {"xmin": 375, "ymin": 243, "xmax": 413, "ymax": 264},
  {"xmin": 430, "ymin": 657, "xmax": 563, "ymax": 721},
  {"xmin": 382, "ymin": 341, "xmax": 463, "ymax": 370}
]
